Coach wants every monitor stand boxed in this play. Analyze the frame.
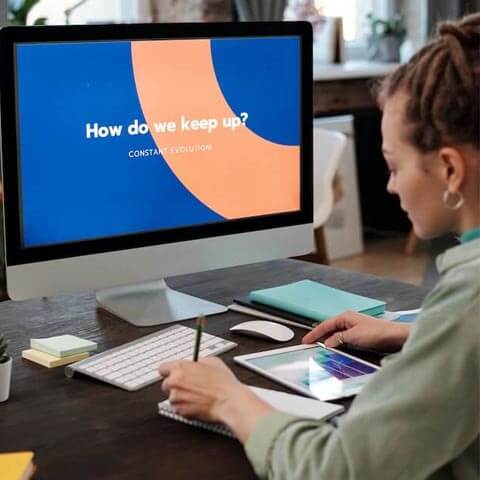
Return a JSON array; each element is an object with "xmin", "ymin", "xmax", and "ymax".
[{"xmin": 96, "ymin": 279, "xmax": 227, "ymax": 327}]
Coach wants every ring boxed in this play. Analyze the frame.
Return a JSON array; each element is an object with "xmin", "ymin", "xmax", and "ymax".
[{"xmin": 338, "ymin": 332, "xmax": 345, "ymax": 346}]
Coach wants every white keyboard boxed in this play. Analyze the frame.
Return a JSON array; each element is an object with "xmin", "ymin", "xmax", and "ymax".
[{"xmin": 65, "ymin": 325, "xmax": 237, "ymax": 391}]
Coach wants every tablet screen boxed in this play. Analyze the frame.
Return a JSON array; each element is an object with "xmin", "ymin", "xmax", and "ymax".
[{"xmin": 246, "ymin": 345, "xmax": 378, "ymax": 401}]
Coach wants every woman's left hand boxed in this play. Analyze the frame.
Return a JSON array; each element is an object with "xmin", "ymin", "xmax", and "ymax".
[{"xmin": 159, "ymin": 357, "xmax": 273, "ymax": 442}]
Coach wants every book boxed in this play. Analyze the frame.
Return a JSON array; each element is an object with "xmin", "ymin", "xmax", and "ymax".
[
  {"xmin": 30, "ymin": 334, "xmax": 97, "ymax": 358},
  {"xmin": 0, "ymin": 451, "xmax": 35, "ymax": 480},
  {"xmin": 249, "ymin": 280, "xmax": 386, "ymax": 322},
  {"xmin": 158, "ymin": 386, "xmax": 344, "ymax": 438},
  {"xmin": 22, "ymin": 348, "xmax": 90, "ymax": 368}
]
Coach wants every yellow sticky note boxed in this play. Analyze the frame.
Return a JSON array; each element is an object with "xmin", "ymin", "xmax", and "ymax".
[
  {"xmin": 22, "ymin": 349, "xmax": 89, "ymax": 368},
  {"xmin": 0, "ymin": 451, "xmax": 34, "ymax": 480}
]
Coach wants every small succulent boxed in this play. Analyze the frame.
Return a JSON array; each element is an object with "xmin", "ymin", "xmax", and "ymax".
[
  {"xmin": 0, "ymin": 336, "xmax": 9, "ymax": 364},
  {"xmin": 367, "ymin": 12, "xmax": 406, "ymax": 38}
]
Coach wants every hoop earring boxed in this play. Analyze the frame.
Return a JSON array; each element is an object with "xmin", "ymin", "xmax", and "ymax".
[{"xmin": 442, "ymin": 190, "xmax": 464, "ymax": 210}]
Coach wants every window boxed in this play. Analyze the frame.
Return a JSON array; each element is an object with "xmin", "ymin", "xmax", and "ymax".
[
  {"xmin": 315, "ymin": 0, "xmax": 375, "ymax": 42},
  {"xmin": 315, "ymin": 0, "xmax": 401, "ymax": 59},
  {"xmin": 23, "ymin": 0, "xmax": 138, "ymax": 26}
]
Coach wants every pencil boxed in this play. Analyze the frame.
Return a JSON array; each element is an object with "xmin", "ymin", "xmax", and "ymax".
[{"xmin": 193, "ymin": 314, "xmax": 205, "ymax": 362}]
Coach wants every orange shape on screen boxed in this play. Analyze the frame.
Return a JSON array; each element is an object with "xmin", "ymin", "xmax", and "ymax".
[{"xmin": 131, "ymin": 39, "xmax": 300, "ymax": 219}]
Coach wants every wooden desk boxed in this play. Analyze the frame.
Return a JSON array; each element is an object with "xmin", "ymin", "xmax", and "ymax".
[{"xmin": 1, "ymin": 259, "xmax": 428, "ymax": 479}]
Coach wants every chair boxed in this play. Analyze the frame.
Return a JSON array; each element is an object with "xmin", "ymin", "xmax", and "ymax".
[
  {"xmin": 313, "ymin": 126, "xmax": 347, "ymax": 229},
  {"xmin": 297, "ymin": 125, "xmax": 347, "ymax": 264}
]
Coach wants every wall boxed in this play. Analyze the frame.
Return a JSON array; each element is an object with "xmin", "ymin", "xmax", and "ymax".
[{"xmin": 403, "ymin": 0, "xmax": 428, "ymax": 49}]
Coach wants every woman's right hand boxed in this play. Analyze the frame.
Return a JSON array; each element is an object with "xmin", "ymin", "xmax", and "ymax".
[
  {"xmin": 159, "ymin": 357, "xmax": 273, "ymax": 443},
  {"xmin": 302, "ymin": 310, "xmax": 410, "ymax": 352}
]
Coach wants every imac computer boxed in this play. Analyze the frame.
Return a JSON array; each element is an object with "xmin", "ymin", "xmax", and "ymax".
[{"xmin": 0, "ymin": 22, "xmax": 313, "ymax": 326}]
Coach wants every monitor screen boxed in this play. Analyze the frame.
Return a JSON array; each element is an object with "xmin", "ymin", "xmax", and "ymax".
[
  {"xmin": 15, "ymin": 35, "xmax": 301, "ymax": 249},
  {"xmin": 2, "ymin": 22, "xmax": 312, "ymax": 281}
]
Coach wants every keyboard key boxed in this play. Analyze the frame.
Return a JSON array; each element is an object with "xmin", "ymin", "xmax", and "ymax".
[{"xmin": 141, "ymin": 371, "xmax": 160, "ymax": 382}]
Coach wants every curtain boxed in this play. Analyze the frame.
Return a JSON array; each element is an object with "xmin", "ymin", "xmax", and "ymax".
[
  {"xmin": 149, "ymin": 0, "xmax": 231, "ymax": 22},
  {"xmin": 0, "ymin": 0, "xmax": 7, "ymax": 25},
  {"xmin": 234, "ymin": 0, "xmax": 286, "ymax": 21},
  {"xmin": 203, "ymin": 0, "xmax": 232, "ymax": 22},
  {"xmin": 427, "ymin": 0, "xmax": 480, "ymax": 35}
]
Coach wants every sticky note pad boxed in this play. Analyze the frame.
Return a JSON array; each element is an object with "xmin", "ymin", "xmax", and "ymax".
[
  {"xmin": 30, "ymin": 334, "xmax": 97, "ymax": 358},
  {"xmin": 249, "ymin": 280, "xmax": 386, "ymax": 322},
  {"xmin": 22, "ymin": 349, "xmax": 90, "ymax": 368},
  {"xmin": 0, "ymin": 451, "xmax": 34, "ymax": 480}
]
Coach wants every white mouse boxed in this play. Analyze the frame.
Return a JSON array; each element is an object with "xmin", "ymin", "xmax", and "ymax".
[{"xmin": 230, "ymin": 320, "xmax": 294, "ymax": 342}]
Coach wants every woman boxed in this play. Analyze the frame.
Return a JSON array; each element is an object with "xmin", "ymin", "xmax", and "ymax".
[{"xmin": 159, "ymin": 14, "xmax": 480, "ymax": 479}]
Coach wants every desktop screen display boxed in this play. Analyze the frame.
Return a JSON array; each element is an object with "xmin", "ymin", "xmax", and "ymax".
[{"xmin": 15, "ymin": 37, "xmax": 301, "ymax": 248}]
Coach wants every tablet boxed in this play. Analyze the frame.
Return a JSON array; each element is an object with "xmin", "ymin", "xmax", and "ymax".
[{"xmin": 234, "ymin": 344, "xmax": 379, "ymax": 401}]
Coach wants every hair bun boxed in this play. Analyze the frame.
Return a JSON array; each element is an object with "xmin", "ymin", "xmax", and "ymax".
[
  {"xmin": 438, "ymin": 17, "xmax": 480, "ymax": 47},
  {"xmin": 438, "ymin": 22, "xmax": 468, "ymax": 41}
]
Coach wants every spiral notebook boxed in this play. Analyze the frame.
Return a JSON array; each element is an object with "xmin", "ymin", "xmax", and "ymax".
[{"xmin": 158, "ymin": 386, "xmax": 344, "ymax": 438}]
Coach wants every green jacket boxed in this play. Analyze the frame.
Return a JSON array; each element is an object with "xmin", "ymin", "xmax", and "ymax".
[{"xmin": 245, "ymin": 238, "xmax": 480, "ymax": 480}]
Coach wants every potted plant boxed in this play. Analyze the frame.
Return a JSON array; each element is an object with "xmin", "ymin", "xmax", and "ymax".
[
  {"xmin": 0, "ymin": 335, "xmax": 12, "ymax": 402},
  {"xmin": 8, "ymin": 0, "xmax": 47, "ymax": 25},
  {"xmin": 366, "ymin": 12, "xmax": 406, "ymax": 62}
]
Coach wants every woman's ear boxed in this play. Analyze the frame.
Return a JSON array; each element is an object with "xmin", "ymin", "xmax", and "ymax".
[{"xmin": 438, "ymin": 147, "xmax": 466, "ymax": 193}]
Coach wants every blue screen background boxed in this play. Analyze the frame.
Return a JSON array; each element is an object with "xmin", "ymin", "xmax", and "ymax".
[{"xmin": 16, "ymin": 37, "xmax": 300, "ymax": 247}]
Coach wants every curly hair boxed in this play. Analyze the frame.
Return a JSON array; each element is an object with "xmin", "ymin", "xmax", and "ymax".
[{"xmin": 377, "ymin": 13, "xmax": 480, "ymax": 153}]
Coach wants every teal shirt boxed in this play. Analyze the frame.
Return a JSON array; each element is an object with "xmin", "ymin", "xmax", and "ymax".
[
  {"xmin": 245, "ymin": 239, "xmax": 480, "ymax": 479},
  {"xmin": 460, "ymin": 227, "xmax": 480, "ymax": 243}
]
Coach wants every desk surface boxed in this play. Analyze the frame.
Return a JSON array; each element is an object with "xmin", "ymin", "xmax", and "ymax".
[{"xmin": 0, "ymin": 259, "xmax": 428, "ymax": 480}]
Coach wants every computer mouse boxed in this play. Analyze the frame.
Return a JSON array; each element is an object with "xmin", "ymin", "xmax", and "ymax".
[{"xmin": 230, "ymin": 320, "xmax": 294, "ymax": 342}]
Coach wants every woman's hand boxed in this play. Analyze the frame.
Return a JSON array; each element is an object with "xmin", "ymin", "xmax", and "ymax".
[
  {"xmin": 302, "ymin": 310, "xmax": 410, "ymax": 352},
  {"xmin": 159, "ymin": 357, "xmax": 241, "ymax": 422},
  {"xmin": 159, "ymin": 357, "xmax": 273, "ymax": 443}
]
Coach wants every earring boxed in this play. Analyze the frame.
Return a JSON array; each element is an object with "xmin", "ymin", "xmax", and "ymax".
[{"xmin": 442, "ymin": 190, "xmax": 464, "ymax": 210}]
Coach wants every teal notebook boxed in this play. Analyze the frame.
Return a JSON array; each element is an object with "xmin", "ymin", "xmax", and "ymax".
[
  {"xmin": 249, "ymin": 280, "xmax": 386, "ymax": 322},
  {"xmin": 31, "ymin": 335, "xmax": 97, "ymax": 358}
]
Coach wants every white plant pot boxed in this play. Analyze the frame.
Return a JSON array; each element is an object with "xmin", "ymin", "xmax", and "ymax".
[{"xmin": 0, "ymin": 357, "xmax": 12, "ymax": 402}]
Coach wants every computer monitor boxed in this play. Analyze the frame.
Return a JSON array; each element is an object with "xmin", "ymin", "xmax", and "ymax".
[{"xmin": 0, "ymin": 22, "xmax": 313, "ymax": 326}]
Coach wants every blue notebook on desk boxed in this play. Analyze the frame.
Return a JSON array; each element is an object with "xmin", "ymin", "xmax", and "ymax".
[{"xmin": 249, "ymin": 280, "xmax": 386, "ymax": 322}]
